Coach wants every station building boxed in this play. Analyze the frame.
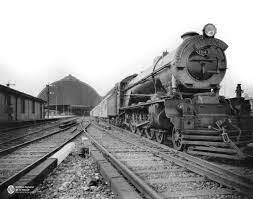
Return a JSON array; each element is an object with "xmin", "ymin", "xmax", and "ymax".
[
  {"xmin": 38, "ymin": 74, "xmax": 101, "ymax": 117},
  {"xmin": 0, "ymin": 84, "xmax": 45, "ymax": 123}
]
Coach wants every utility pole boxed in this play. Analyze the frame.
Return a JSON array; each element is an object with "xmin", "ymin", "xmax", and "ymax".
[
  {"xmin": 46, "ymin": 84, "xmax": 50, "ymax": 118},
  {"xmin": 53, "ymin": 85, "xmax": 58, "ymax": 115},
  {"xmin": 55, "ymin": 94, "xmax": 58, "ymax": 114}
]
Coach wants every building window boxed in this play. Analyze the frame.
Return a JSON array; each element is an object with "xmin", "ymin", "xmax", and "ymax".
[
  {"xmin": 21, "ymin": 98, "xmax": 25, "ymax": 113},
  {"xmin": 32, "ymin": 100, "xmax": 35, "ymax": 113},
  {"xmin": 4, "ymin": 95, "xmax": 8, "ymax": 113}
]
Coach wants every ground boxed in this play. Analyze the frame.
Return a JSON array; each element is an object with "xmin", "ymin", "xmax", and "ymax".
[{"xmin": 31, "ymin": 134, "xmax": 115, "ymax": 199}]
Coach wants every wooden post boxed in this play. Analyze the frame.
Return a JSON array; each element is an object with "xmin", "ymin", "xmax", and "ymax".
[{"xmin": 46, "ymin": 84, "xmax": 50, "ymax": 118}]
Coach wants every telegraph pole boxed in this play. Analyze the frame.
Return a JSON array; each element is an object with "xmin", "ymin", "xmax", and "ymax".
[{"xmin": 46, "ymin": 84, "xmax": 50, "ymax": 118}]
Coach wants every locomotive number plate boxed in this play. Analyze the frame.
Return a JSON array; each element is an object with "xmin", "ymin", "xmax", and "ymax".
[{"xmin": 196, "ymin": 49, "xmax": 208, "ymax": 56}]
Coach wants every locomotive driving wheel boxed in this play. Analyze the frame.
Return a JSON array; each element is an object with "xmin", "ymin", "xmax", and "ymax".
[
  {"xmin": 155, "ymin": 131, "xmax": 165, "ymax": 144},
  {"xmin": 172, "ymin": 128, "xmax": 183, "ymax": 150},
  {"xmin": 136, "ymin": 127, "xmax": 144, "ymax": 137},
  {"xmin": 145, "ymin": 128, "xmax": 155, "ymax": 140},
  {"xmin": 130, "ymin": 123, "xmax": 137, "ymax": 133}
]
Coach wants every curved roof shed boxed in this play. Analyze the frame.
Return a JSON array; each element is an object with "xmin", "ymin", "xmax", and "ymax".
[{"xmin": 38, "ymin": 74, "xmax": 101, "ymax": 108}]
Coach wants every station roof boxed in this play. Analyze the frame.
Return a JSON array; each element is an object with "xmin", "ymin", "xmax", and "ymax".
[
  {"xmin": 0, "ymin": 84, "xmax": 46, "ymax": 103},
  {"xmin": 38, "ymin": 74, "xmax": 101, "ymax": 107}
]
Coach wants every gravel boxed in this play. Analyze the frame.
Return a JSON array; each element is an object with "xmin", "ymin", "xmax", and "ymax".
[
  {"xmin": 31, "ymin": 134, "xmax": 115, "ymax": 199},
  {"xmin": 138, "ymin": 170, "xmax": 201, "ymax": 180},
  {"xmin": 152, "ymin": 180, "xmax": 222, "ymax": 192}
]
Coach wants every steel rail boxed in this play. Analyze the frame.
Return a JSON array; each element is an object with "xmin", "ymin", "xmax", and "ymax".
[
  {"xmin": 112, "ymin": 123, "xmax": 253, "ymax": 186},
  {"xmin": 0, "ymin": 124, "xmax": 77, "ymax": 157},
  {"xmin": 0, "ymin": 122, "xmax": 88, "ymax": 192},
  {"xmin": 116, "ymin": 124, "xmax": 253, "ymax": 186},
  {"xmin": 81, "ymin": 122, "xmax": 163, "ymax": 199},
  {"xmin": 0, "ymin": 121, "xmax": 62, "ymax": 146},
  {"xmin": 0, "ymin": 118, "xmax": 61, "ymax": 133},
  {"xmin": 129, "ymin": 127, "xmax": 252, "ymax": 185},
  {"xmin": 142, "ymin": 133, "xmax": 253, "ymax": 185},
  {"xmin": 0, "ymin": 116, "xmax": 76, "ymax": 133},
  {"xmin": 94, "ymin": 122, "xmax": 253, "ymax": 196}
]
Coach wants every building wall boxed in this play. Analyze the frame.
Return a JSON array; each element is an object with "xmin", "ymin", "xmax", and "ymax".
[
  {"xmin": 0, "ymin": 90, "xmax": 44, "ymax": 122},
  {"xmin": 16, "ymin": 98, "xmax": 43, "ymax": 121},
  {"xmin": 249, "ymin": 99, "xmax": 253, "ymax": 114},
  {"xmin": 0, "ymin": 92, "xmax": 8, "ymax": 121}
]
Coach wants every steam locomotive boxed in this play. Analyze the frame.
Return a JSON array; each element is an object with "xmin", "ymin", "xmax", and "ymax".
[{"xmin": 91, "ymin": 24, "xmax": 253, "ymax": 160}]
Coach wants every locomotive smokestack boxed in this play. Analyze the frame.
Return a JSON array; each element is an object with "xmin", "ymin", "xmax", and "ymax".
[
  {"xmin": 181, "ymin": 32, "xmax": 199, "ymax": 40},
  {"xmin": 235, "ymin": 84, "xmax": 243, "ymax": 98}
]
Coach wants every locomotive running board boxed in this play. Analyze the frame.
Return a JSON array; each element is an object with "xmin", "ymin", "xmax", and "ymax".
[{"xmin": 120, "ymin": 99, "xmax": 164, "ymax": 110}]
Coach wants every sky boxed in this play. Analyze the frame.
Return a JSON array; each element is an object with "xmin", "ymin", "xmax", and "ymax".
[{"xmin": 0, "ymin": 0, "xmax": 253, "ymax": 97}]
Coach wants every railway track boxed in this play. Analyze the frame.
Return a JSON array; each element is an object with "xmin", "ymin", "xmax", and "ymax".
[
  {"xmin": 106, "ymin": 122, "xmax": 253, "ymax": 191},
  {"xmin": 0, "ymin": 118, "xmax": 84, "ymax": 194},
  {"xmin": 0, "ymin": 118, "xmax": 65, "ymax": 133},
  {"xmin": 82, "ymin": 120, "xmax": 253, "ymax": 198},
  {"xmin": 106, "ymin": 122, "xmax": 253, "ymax": 183},
  {"xmin": 108, "ymin": 122, "xmax": 253, "ymax": 185},
  {"xmin": 0, "ymin": 118, "xmax": 78, "ymax": 147},
  {"xmin": 0, "ymin": 122, "xmax": 70, "ymax": 153}
]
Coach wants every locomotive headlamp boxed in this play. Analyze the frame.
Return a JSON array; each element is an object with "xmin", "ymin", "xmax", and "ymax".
[{"xmin": 203, "ymin": 23, "xmax": 217, "ymax": 37}]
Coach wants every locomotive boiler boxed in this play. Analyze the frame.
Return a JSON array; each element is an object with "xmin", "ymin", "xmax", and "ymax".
[{"xmin": 91, "ymin": 24, "xmax": 253, "ymax": 160}]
